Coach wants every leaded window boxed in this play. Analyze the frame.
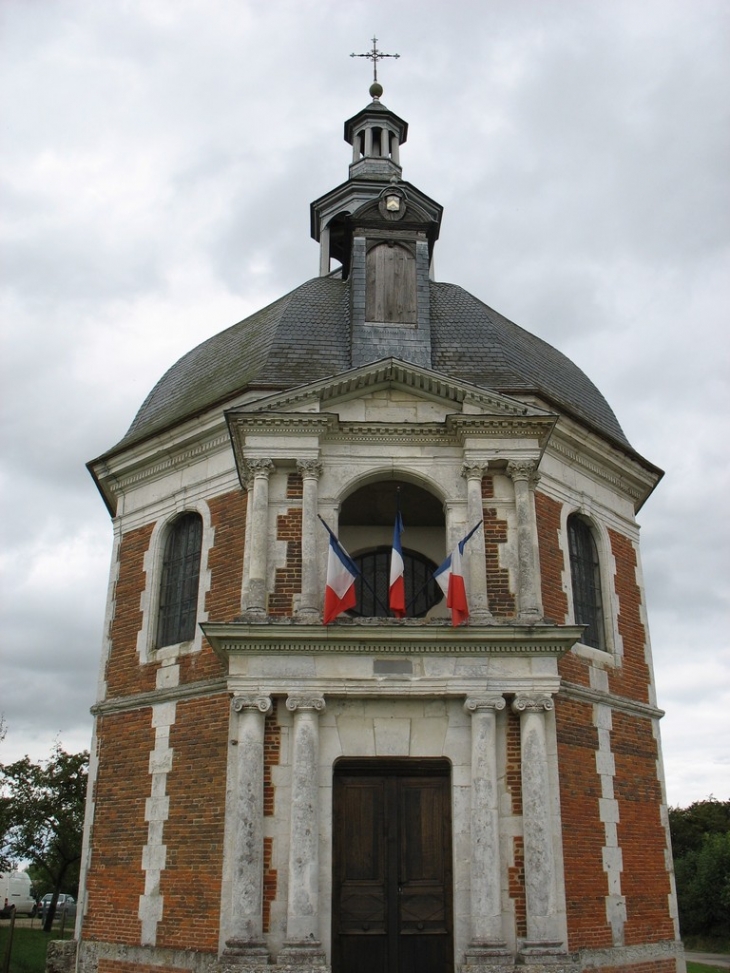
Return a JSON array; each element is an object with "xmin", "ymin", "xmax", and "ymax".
[
  {"xmin": 156, "ymin": 512, "xmax": 203, "ymax": 648},
  {"xmin": 350, "ymin": 546, "xmax": 442, "ymax": 618},
  {"xmin": 567, "ymin": 515, "xmax": 605, "ymax": 650}
]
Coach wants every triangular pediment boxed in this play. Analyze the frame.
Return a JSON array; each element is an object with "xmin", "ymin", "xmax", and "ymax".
[{"xmin": 228, "ymin": 358, "xmax": 555, "ymax": 422}]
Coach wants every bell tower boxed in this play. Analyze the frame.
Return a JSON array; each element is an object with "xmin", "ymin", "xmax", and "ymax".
[{"xmin": 310, "ymin": 67, "xmax": 443, "ymax": 368}]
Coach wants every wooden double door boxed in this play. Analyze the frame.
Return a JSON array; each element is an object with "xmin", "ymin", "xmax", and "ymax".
[{"xmin": 332, "ymin": 759, "xmax": 454, "ymax": 973}]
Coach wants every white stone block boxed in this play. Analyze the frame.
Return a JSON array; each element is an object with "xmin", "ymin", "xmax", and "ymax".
[
  {"xmin": 410, "ymin": 717, "xmax": 447, "ymax": 755},
  {"xmin": 336, "ymin": 717, "xmax": 375, "ymax": 755},
  {"xmin": 142, "ymin": 843, "xmax": 167, "ymax": 871},
  {"xmin": 374, "ymin": 718, "xmax": 411, "ymax": 755},
  {"xmin": 151, "ymin": 702, "xmax": 177, "ymax": 727},
  {"xmin": 145, "ymin": 796, "xmax": 170, "ymax": 822},
  {"xmin": 599, "ymin": 797, "xmax": 620, "ymax": 823},
  {"xmin": 595, "ymin": 751, "xmax": 616, "ymax": 776}
]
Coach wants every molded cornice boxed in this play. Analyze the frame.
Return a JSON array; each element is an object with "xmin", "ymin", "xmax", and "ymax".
[{"xmin": 201, "ymin": 621, "xmax": 584, "ymax": 660}]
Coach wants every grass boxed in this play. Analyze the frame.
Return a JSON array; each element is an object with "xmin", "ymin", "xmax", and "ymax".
[
  {"xmin": 687, "ymin": 964, "xmax": 728, "ymax": 973},
  {"xmin": 0, "ymin": 924, "xmax": 74, "ymax": 973}
]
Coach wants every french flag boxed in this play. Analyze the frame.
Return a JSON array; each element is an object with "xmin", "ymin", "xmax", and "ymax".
[
  {"xmin": 433, "ymin": 522, "xmax": 482, "ymax": 626},
  {"xmin": 389, "ymin": 510, "xmax": 406, "ymax": 617},
  {"xmin": 320, "ymin": 518, "xmax": 359, "ymax": 624}
]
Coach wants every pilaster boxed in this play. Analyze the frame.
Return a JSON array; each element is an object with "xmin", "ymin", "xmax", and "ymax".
[
  {"xmin": 506, "ymin": 461, "xmax": 543, "ymax": 622},
  {"xmin": 462, "ymin": 462, "xmax": 493, "ymax": 622}
]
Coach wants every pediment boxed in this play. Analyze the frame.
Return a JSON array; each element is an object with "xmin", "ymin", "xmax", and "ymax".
[{"xmin": 228, "ymin": 358, "xmax": 555, "ymax": 422}]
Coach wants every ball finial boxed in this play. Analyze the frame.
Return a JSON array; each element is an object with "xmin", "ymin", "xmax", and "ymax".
[{"xmin": 370, "ymin": 80, "xmax": 383, "ymax": 100}]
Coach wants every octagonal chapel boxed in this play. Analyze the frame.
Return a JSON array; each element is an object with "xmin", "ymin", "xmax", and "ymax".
[{"xmin": 79, "ymin": 81, "xmax": 682, "ymax": 973}]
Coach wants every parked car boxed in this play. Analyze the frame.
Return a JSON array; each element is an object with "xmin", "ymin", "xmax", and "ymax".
[{"xmin": 39, "ymin": 893, "xmax": 76, "ymax": 921}]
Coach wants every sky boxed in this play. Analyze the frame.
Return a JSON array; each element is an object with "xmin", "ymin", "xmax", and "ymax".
[{"xmin": 1, "ymin": 0, "xmax": 728, "ymax": 809}]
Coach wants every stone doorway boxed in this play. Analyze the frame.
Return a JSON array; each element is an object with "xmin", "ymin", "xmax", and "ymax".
[{"xmin": 332, "ymin": 758, "xmax": 454, "ymax": 973}]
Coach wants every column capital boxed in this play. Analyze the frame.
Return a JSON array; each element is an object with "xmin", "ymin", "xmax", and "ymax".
[
  {"xmin": 506, "ymin": 459, "xmax": 541, "ymax": 487},
  {"xmin": 243, "ymin": 457, "xmax": 275, "ymax": 481},
  {"xmin": 511, "ymin": 693, "xmax": 554, "ymax": 714},
  {"xmin": 462, "ymin": 461, "xmax": 489, "ymax": 481},
  {"xmin": 286, "ymin": 694, "xmax": 326, "ymax": 713},
  {"xmin": 232, "ymin": 694, "xmax": 272, "ymax": 715},
  {"xmin": 296, "ymin": 458, "xmax": 323, "ymax": 480},
  {"xmin": 465, "ymin": 695, "xmax": 506, "ymax": 714}
]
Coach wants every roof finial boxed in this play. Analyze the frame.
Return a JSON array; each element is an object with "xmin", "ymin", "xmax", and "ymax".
[{"xmin": 350, "ymin": 35, "xmax": 399, "ymax": 100}]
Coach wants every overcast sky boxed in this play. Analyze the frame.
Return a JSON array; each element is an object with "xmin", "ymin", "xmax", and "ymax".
[{"xmin": 1, "ymin": 0, "xmax": 728, "ymax": 808}]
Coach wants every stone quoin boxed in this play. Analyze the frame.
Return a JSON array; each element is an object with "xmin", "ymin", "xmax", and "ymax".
[{"xmin": 77, "ymin": 70, "xmax": 681, "ymax": 973}]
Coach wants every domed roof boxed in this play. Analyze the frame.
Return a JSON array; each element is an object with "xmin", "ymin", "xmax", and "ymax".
[{"xmin": 113, "ymin": 274, "xmax": 631, "ymax": 454}]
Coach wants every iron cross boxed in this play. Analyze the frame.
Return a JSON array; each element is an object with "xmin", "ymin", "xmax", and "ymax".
[{"xmin": 350, "ymin": 36, "xmax": 400, "ymax": 83}]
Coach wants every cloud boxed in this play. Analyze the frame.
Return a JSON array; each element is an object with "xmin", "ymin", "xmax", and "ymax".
[{"xmin": 1, "ymin": 0, "xmax": 728, "ymax": 807}]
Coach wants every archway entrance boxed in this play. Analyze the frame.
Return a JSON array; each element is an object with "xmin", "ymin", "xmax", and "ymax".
[{"xmin": 332, "ymin": 758, "xmax": 454, "ymax": 973}]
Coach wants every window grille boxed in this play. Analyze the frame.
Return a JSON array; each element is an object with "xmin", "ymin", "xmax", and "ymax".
[
  {"xmin": 567, "ymin": 515, "xmax": 605, "ymax": 650},
  {"xmin": 351, "ymin": 547, "xmax": 442, "ymax": 618},
  {"xmin": 156, "ymin": 512, "xmax": 203, "ymax": 648}
]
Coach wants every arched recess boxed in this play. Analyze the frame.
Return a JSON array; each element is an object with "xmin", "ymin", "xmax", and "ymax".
[{"xmin": 339, "ymin": 478, "xmax": 446, "ymax": 618}]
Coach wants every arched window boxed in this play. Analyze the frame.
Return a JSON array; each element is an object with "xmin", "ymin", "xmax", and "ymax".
[
  {"xmin": 350, "ymin": 547, "xmax": 442, "ymax": 618},
  {"xmin": 567, "ymin": 515, "xmax": 605, "ymax": 650},
  {"xmin": 156, "ymin": 512, "xmax": 203, "ymax": 648}
]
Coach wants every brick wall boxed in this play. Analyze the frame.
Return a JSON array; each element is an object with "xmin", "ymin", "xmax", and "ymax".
[
  {"xmin": 535, "ymin": 491, "xmax": 592, "ymax": 688},
  {"xmin": 612, "ymin": 712, "xmax": 674, "ymax": 944},
  {"xmin": 270, "ymin": 505, "xmax": 302, "ymax": 617},
  {"xmin": 156, "ymin": 695, "xmax": 229, "ymax": 952},
  {"xmin": 505, "ymin": 706, "xmax": 526, "ymax": 935},
  {"xmin": 106, "ymin": 524, "xmax": 156, "ymax": 698},
  {"xmin": 555, "ymin": 698, "xmax": 612, "ymax": 950},
  {"xmin": 482, "ymin": 476, "xmax": 516, "ymax": 617},
  {"xmin": 84, "ymin": 710, "xmax": 154, "ymax": 944},
  {"xmin": 535, "ymin": 492, "xmax": 568, "ymax": 626},
  {"xmin": 607, "ymin": 530, "xmax": 651, "ymax": 705},
  {"xmin": 263, "ymin": 707, "xmax": 281, "ymax": 930},
  {"xmin": 183, "ymin": 489, "xmax": 247, "ymax": 683}
]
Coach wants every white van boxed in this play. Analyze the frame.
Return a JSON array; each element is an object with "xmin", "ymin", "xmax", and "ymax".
[{"xmin": 0, "ymin": 870, "xmax": 36, "ymax": 917}]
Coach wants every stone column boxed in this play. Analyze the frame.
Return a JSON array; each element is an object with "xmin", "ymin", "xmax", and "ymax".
[
  {"xmin": 507, "ymin": 461, "xmax": 543, "ymax": 622},
  {"xmin": 279, "ymin": 695, "xmax": 327, "ymax": 965},
  {"xmin": 391, "ymin": 132, "xmax": 400, "ymax": 165},
  {"xmin": 243, "ymin": 458, "xmax": 274, "ymax": 616},
  {"xmin": 464, "ymin": 696, "xmax": 512, "ymax": 966},
  {"xmin": 511, "ymin": 693, "xmax": 565, "ymax": 962},
  {"xmin": 224, "ymin": 694, "xmax": 272, "ymax": 962},
  {"xmin": 461, "ymin": 462, "xmax": 492, "ymax": 622},
  {"xmin": 319, "ymin": 226, "xmax": 330, "ymax": 277},
  {"xmin": 296, "ymin": 460, "xmax": 323, "ymax": 619}
]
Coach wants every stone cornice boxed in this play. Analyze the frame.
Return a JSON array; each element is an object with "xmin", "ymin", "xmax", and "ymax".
[
  {"xmin": 90, "ymin": 677, "xmax": 229, "ymax": 717},
  {"xmin": 89, "ymin": 422, "xmax": 234, "ymax": 516},
  {"xmin": 559, "ymin": 680, "xmax": 664, "ymax": 721},
  {"xmin": 548, "ymin": 420, "xmax": 662, "ymax": 512},
  {"xmin": 201, "ymin": 621, "xmax": 584, "ymax": 660},
  {"xmin": 227, "ymin": 358, "xmax": 556, "ymax": 420}
]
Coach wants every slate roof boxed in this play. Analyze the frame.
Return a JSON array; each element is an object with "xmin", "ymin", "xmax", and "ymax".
[{"xmin": 113, "ymin": 274, "xmax": 630, "ymax": 454}]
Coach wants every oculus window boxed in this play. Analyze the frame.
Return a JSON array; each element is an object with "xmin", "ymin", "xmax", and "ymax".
[
  {"xmin": 567, "ymin": 515, "xmax": 605, "ymax": 650},
  {"xmin": 156, "ymin": 512, "xmax": 203, "ymax": 647}
]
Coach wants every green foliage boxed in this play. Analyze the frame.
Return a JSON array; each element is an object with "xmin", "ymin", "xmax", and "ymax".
[
  {"xmin": 670, "ymin": 798, "xmax": 730, "ymax": 860},
  {"xmin": 669, "ymin": 798, "xmax": 730, "ymax": 939},
  {"xmin": 0, "ymin": 745, "xmax": 88, "ymax": 930}
]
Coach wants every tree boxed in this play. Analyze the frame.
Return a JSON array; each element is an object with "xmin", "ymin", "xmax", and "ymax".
[
  {"xmin": 0, "ymin": 744, "xmax": 88, "ymax": 931},
  {"xmin": 669, "ymin": 797, "xmax": 730, "ymax": 941}
]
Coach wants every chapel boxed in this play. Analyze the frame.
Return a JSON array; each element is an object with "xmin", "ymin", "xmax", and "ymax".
[{"xmin": 78, "ymin": 70, "xmax": 683, "ymax": 973}]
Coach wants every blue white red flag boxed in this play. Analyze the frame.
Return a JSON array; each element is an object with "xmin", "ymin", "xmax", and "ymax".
[
  {"xmin": 389, "ymin": 510, "xmax": 406, "ymax": 617},
  {"xmin": 433, "ymin": 522, "xmax": 482, "ymax": 626},
  {"xmin": 319, "ymin": 517, "xmax": 359, "ymax": 624}
]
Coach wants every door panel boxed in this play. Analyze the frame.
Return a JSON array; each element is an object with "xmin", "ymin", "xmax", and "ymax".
[{"xmin": 333, "ymin": 760, "xmax": 453, "ymax": 973}]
